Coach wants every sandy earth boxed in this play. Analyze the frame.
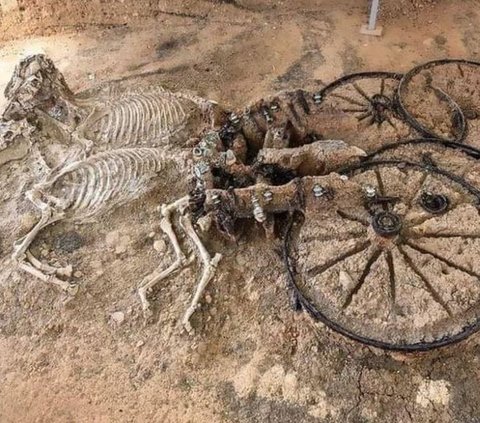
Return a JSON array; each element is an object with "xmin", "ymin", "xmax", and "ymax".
[{"xmin": 1, "ymin": 1, "xmax": 480, "ymax": 422}]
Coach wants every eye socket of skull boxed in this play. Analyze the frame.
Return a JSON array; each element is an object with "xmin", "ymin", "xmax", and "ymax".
[
  {"xmin": 0, "ymin": 122, "xmax": 31, "ymax": 163},
  {"xmin": 2, "ymin": 101, "xmax": 25, "ymax": 120},
  {"xmin": 28, "ymin": 76, "xmax": 41, "ymax": 88}
]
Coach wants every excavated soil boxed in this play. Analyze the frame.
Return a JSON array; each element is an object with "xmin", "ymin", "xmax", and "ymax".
[
  {"xmin": 380, "ymin": 0, "xmax": 440, "ymax": 21},
  {"xmin": 1, "ymin": 1, "xmax": 480, "ymax": 422}
]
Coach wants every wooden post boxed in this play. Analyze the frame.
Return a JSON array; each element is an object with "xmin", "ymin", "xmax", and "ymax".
[
  {"xmin": 360, "ymin": 0, "xmax": 383, "ymax": 36},
  {"xmin": 368, "ymin": 0, "xmax": 380, "ymax": 31}
]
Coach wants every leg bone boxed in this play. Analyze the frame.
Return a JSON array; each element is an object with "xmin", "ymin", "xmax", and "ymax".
[
  {"xmin": 17, "ymin": 261, "xmax": 78, "ymax": 295},
  {"xmin": 137, "ymin": 196, "xmax": 190, "ymax": 317},
  {"xmin": 13, "ymin": 201, "xmax": 75, "ymax": 294},
  {"xmin": 179, "ymin": 214, "xmax": 222, "ymax": 334}
]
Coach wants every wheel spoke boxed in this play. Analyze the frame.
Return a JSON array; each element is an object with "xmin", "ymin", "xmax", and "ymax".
[
  {"xmin": 341, "ymin": 108, "xmax": 369, "ymax": 113},
  {"xmin": 307, "ymin": 240, "xmax": 371, "ymax": 277},
  {"xmin": 404, "ymin": 171, "xmax": 428, "ymax": 216},
  {"xmin": 352, "ymin": 82, "xmax": 371, "ymax": 101},
  {"xmin": 337, "ymin": 209, "xmax": 369, "ymax": 226},
  {"xmin": 385, "ymin": 115, "xmax": 397, "ymax": 129},
  {"xmin": 357, "ymin": 111, "xmax": 372, "ymax": 121},
  {"xmin": 407, "ymin": 202, "xmax": 463, "ymax": 229},
  {"xmin": 343, "ymin": 248, "xmax": 382, "ymax": 309},
  {"xmin": 301, "ymin": 229, "xmax": 367, "ymax": 244},
  {"xmin": 405, "ymin": 240, "xmax": 480, "ymax": 279},
  {"xmin": 374, "ymin": 168, "xmax": 388, "ymax": 210},
  {"xmin": 330, "ymin": 92, "xmax": 366, "ymax": 107},
  {"xmin": 380, "ymin": 78, "xmax": 385, "ymax": 96},
  {"xmin": 397, "ymin": 245, "xmax": 453, "ymax": 316},
  {"xmin": 385, "ymin": 250, "xmax": 396, "ymax": 307},
  {"xmin": 408, "ymin": 232, "xmax": 480, "ymax": 240}
]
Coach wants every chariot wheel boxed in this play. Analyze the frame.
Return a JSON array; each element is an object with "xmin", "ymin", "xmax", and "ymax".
[
  {"xmin": 284, "ymin": 160, "xmax": 480, "ymax": 350},
  {"xmin": 397, "ymin": 59, "xmax": 480, "ymax": 145},
  {"xmin": 311, "ymin": 72, "xmax": 414, "ymax": 152}
]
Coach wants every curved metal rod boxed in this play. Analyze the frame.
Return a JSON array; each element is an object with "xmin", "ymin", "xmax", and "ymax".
[{"xmin": 396, "ymin": 59, "xmax": 480, "ymax": 142}]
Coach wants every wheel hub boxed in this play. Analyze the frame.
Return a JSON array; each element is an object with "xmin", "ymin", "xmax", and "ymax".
[
  {"xmin": 420, "ymin": 192, "xmax": 449, "ymax": 214},
  {"xmin": 370, "ymin": 94, "xmax": 392, "ymax": 123},
  {"xmin": 372, "ymin": 211, "xmax": 402, "ymax": 237}
]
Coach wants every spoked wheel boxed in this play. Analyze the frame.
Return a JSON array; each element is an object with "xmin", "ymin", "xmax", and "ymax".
[
  {"xmin": 284, "ymin": 160, "xmax": 480, "ymax": 351},
  {"xmin": 397, "ymin": 59, "xmax": 480, "ymax": 145},
  {"xmin": 311, "ymin": 72, "xmax": 414, "ymax": 152}
]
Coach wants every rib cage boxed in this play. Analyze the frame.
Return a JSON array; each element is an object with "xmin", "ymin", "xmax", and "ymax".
[
  {"xmin": 34, "ymin": 147, "xmax": 187, "ymax": 220},
  {"xmin": 84, "ymin": 88, "xmax": 207, "ymax": 148}
]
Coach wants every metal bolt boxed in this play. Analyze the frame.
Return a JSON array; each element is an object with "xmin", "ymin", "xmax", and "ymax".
[
  {"xmin": 51, "ymin": 104, "xmax": 64, "ymax": 119},
  {"xmin": 211, "ymin": 193, "xmax": 221, "ymax": 205},
  {"xmin": 220, "ymin": 150, "xmax": 236, "ymax": 166},
  {"xmin": 205, "ymin": 132, "xmax": 220, "ymax": 144},
  {"xmin": 313, "ymin": 184, "xmax": 326, "ymax": 198},
  {"xmin": 364, "ymin": 185, "xmax": 377, "ymax": 198},
  {"xmin": 270, "ymin": 104, "xmax": 279, "ymax": 112},
  {"xmin": 313, "ymin": 93, "xmax": 322, "ymax": 104},
  {"xmin": 193, "ymin": 162, "xmax": 209, "ymax": 178},
  {"xmin": 262, "ymin": 108, "xmax": 273, "ymax": 123},
  {"xmin": 229, "ymin": 113, "xmax": 240, "ymax": 124},
  {"xmin": 263, "ymin": 191, "xmax": 273, "ymax": 202},
  {"xmin": 252, "ymin": 196, "xmax": 266, "ymax": 223}
]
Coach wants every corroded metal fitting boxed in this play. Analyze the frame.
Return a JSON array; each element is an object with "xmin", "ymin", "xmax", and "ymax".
[
  {"xmin": 420, "ymin": 191, "xmax": 449, "ymax": 214},
  {"xmin": 229, "ymin": 113, "xmax": 241, "ymax": 125},
  {"xmin": 211, "ymin": 193, "xmax": 221, "ymax": 206},
  {"xmin": 364, "ymin": 185, "xmax": 377, "ymax": 198},
  {"xmin": 252, "ymin": 196, "xmax": 266, "ymax": 223},
  {"xmin": 193, "ymin": 162, "xmax": 209, "ymax": 179},
  {"xmin": 263, "ymin": 191, "xmax": 273, "ymax": 202},
  {"xmin": 312, "ymin": 184, "xmax": 327, "ymax": 198},
  {"xmin": 262, "ymin": 107, "xmax": 273, "ymax": 123}
]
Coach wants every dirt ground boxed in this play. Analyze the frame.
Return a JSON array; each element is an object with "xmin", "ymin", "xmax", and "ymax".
[{"xmin": 1, "ymin": 0, "xmax": 480, "ymax": 422}]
